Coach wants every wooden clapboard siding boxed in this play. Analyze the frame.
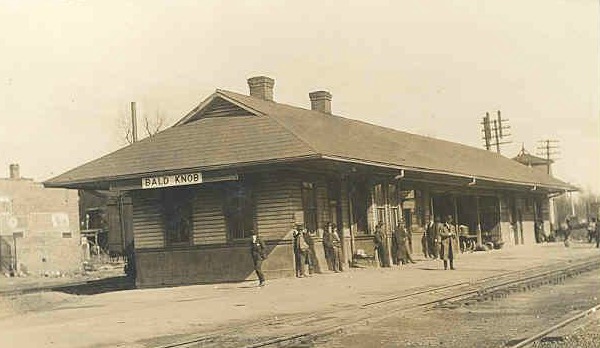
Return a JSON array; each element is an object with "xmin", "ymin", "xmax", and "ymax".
[
  {"xmin": 193, "ymin": 186, "xmax": 226, "ymax": 245},
  {"xmin": 340, "ymin": 180, "xmax": 351, "ymax": 262},
  {"xmin": 498, "ymin": 196, "xmax": 514, "ymax": 245},
  {"xmin": 132, "ymin": 191, "xmax": 165, "ymax": 249},
  {"xmin": 422, "ymin": 190, "xmax": 431, "ymax": 223},
  {"xmin": 340, "ymin": 181, "xmax": 350, "ymax": 233},
  {"xmin": 316, "ymin": 182, "xmax": 329, "ymax": 232},
  {"xmin": 540, "ymin": 198, "xmax": 550, "ymax": 221},
  {"xmin": 106, "ymin": 197, "xmax": 123, "ymax": 252},
  {"xmin": 367, "ymin": 187, "xmax": 376, "ymax": 233},
  {"xmin": 520, "ymin": 196, "xmax": 536, "ymax": 222},
  {"xmin": 199, "ymin": 97, "xmax": 254, "ymax": 119},
  {"xmin": 518, "ymin": 196, "xmax": 536, "ymax": 245},
  {"xmin": 255, "ymin": 173, "xmax": 295, "ymax": 240}
]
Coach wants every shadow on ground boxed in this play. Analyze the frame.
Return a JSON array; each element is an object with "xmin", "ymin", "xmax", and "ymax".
[{"xmin": 53, "ymin": 276, "xmax": 135, "ymax": 295}]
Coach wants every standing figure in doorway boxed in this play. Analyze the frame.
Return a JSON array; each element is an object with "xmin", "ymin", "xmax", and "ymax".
[
  {"xmin": 425, "ymin": 218, "xmax": 437, "ymax": 259},
  {"xmin": 250, "ymin": 231, "xmax": 267, "ymax": 287},
  {"xmin": 373, "ymin": 223, "xmax": 387, "ymax": 267},
  {"xmin": 395, "ymin": 222, "xmax": 415, "ymax": 265},
  {"xmin": 322, "ymin": 223, "xmax": 335, "ymax": 271},
  {"xmin": 331, "ymin": 224, "xmax": 343, "ymax": 272},
  {"xmin": 303, "ymin": 229, "xmax": 317, "ymax": 275},
  {"xmin": 433, "ymin": 216, "xmax": 443, "ymax": 259},
  {"xmin": 440, "ymin": 215, "xmax": 458, "ymax": 270},
  {"xmin": 421, "ymin": 221, "xmax": 430, "ymax": 259}
]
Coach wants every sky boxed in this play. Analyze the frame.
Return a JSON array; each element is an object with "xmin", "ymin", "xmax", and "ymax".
[{"xmin": 1, "ymin": 0, "xmax": 598, "ymax": 193}]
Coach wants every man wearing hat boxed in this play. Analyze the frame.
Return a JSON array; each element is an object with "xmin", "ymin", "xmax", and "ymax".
[
  {"xmin": 250, "ymin": 230, "xmax": 267, "ymax": 287},
  {"xmin": 292, "ymin": 223, "xmax": 310, "ymax": 277},
  {"xmin": 439, "ymin": 215, "xmax": 458, "ymax": 270}
]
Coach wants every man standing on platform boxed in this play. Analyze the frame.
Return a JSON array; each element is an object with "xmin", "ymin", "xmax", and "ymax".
[
  {"xmin": 433, "ymin": 216, "xmax": 443, "ymax": 259},
  {"xmin": 421, "ymin": 221, "xmax": 429, "ymax": 259},
  {"xmin": 425, "ymin": 217, "xmax": 436, "ymax": 259},
  {"xmin": 440, "ymin": 215, "xmax": 458, "ymax": 270},
  {"xmin": 322, "ymin": 223, "xmax": 335, "ymax": 271},
  {"xmin": 373, "ymin": 223, "xmax": 388, "ymax": 267},
  {"xmin": 250, "ymin": 231, "xmax": 267, "ymax": 287},
  {"xmin": 395, "ymin": 222, "xmax": 415, "ymax": 265},
  {"xmin": 292, "ymin": 223, "xmax": 310, "ymax": 277},
  {"xmin": 331, "ymin": 224, "xmax": 343, "ymax": 272},
  {"xmin": 303, "ymin": 228, "xmax": 317, "ymax": 275}
]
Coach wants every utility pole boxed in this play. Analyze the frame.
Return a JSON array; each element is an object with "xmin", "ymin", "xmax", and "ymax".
[
  {"xmin": 131, "ymin": 101, "xmax": 138, "ymax": 143},
  {"xmin": 482, "ymin": 112, "xmax": 492, "ymax": 151},
  {"xmin": 481, "ymin": 110, "xmax": 511, "ymax": 154},
  {"xmin": 536, "ymin": 139, "xmax": 559, "ymax": 175},
  {"xmin": 536, "ymin": 139, "xmax": 561, "ymax": 229}
]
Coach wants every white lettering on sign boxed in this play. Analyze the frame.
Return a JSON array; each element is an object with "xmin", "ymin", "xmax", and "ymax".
[{"xmin": 141, "ymin": 172, "xmax": 203, "ymax": 189}]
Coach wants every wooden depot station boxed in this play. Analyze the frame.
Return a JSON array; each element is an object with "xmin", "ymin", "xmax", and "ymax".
[{"xmin": 45, "ymin": 76, "xmax": 576, "ymax": 288}]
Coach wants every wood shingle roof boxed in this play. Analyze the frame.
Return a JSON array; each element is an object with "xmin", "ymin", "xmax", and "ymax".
[{"xmin": 45, "ymin": 88, "xmax": 575, "ymax": 192}]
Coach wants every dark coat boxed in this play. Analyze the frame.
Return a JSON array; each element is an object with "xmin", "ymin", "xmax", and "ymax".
[
  {"xmin": 293, "ymin": 229, "xmax": 309, "ymax": 252},
  {"xmin": 251, "ymin": 237, "xmax": 267, "ymax": 262},
  {"xmin": 373, "ymin": 230, "xmax": 384, "ymax": 248},
  {"xmin": 393, "ymin": 225, "xmax": 410, "ymax": 262},
  {"xmin": 426, "ymin": 221, "xmax": 436, "ymax": 241},
  {"xmin": 439, "ymin": 223, "xmax": 459, "ymax": 261}
]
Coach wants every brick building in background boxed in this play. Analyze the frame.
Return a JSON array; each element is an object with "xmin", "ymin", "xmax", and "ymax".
[{"xmin": 0, "ymin": 164, "xmax": 81, "ymax": 276}]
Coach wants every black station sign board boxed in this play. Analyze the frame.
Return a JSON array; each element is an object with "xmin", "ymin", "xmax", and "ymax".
[{"xmin": 141, "ymin": 172, "xmax": 203, "ymax": 189}]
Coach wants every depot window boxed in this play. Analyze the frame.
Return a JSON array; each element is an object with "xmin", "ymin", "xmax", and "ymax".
[
  {"xmin": 301, "ymin": 182, "xmax": 318, "ymax": 233},
  {"xmin": 223, "ymin": 182, "xmax": 255, "ymax": 240},
  {"xmin": 162, "ymin": 187, "xmax": 194, "ymax": 246}
]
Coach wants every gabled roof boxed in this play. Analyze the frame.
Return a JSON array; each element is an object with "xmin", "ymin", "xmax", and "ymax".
[
  {"xmin": 513, "ymin": 151, "xmax": 553, "ymax": 166},
  {"xmin": 45, "ymin": 88, "xmax": 576, "ymax": 192}
]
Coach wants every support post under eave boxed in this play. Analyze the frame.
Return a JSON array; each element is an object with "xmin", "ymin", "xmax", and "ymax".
[
  {"xmin": 476, "ymin": 195, "xmax": 483, "ymax": 247},
  {"xmin": 346, "ymin": 178, "xmax": 356, "ymax": 266},
  {"xmin": 453, "ymin": 195, "xmax": 459, "ymax": 235}
]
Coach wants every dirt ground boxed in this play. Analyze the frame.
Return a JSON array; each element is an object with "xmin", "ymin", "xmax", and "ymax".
[
  {"xmin": 0, "ymin": 243, "xmax": 598, "ymax": 348},
  {"xmin": 318, "ymin": 268, "xmax": 600, "ymax": 347}
]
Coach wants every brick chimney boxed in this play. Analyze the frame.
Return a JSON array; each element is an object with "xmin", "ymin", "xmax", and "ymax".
[
  {"xmin": 9, "ymin": 163, "xmax": 20, "ymax": 180},
  {"xmin": 309, "ymin": 91, "xmax": 332, "ymax": 114},
  {"xmin": 247, "ymin": 76, "xmax": 275, "ymax": 101}
]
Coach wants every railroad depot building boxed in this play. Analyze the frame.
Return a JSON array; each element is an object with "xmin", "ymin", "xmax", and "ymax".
[{"xmin": 45, "ymin": 76, "xmax": 575, "ymax": 288}]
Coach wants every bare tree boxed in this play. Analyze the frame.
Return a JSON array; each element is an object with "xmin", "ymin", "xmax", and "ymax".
[
  {"xmin": 118, "ymin": 106, "xmax": 166, "ymax": 145},
  {"xmin": 142, "ymin": 109, "xmax": 165, "ymax": 140}
]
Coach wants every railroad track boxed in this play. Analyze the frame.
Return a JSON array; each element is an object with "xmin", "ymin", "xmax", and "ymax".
[
  {"xmin": 155, "ymin": 255, "xmax": 600, "ymax": 348},
  {"xmin": 506, "ymin": 303, "xmax": 600, "ymax": 348}
]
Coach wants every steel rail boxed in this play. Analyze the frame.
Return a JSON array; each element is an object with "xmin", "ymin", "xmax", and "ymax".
[
  {"xmin": 243, "ymin": 257, "xmax": 600, "ymax": 348},
  {"xmin": 154, "ymin": 255, "xmax": 600, "ymax": 348},
  {"xmin": 507, "ymin": 303, "xmax": 600, "ymax": 348}
]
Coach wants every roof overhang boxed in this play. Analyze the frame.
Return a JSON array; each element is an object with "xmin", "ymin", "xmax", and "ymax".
[
  {"xmin": 44, "ymin": 153, "xmax": 578, "ymax": 195},
  {"xmin": 43, "ymin": 154, "xmax": 322, "ymax": 190},
  {"xmin": 320, "ymin": 155, "xmax": 578, "ymax": 194}
]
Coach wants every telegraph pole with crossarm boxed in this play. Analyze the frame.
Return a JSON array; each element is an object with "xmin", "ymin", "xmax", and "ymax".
[
  {"xmin": 481, "ymin": 110, "xmax": 511, "ymax": 154},
  {"xmin": 536, "ymin": 139, "xmax": 560, "ymax": 175}
]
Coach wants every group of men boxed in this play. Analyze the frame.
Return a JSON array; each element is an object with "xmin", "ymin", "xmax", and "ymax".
[
  {"xmin": 249, "ymin": 223, "xmax": 345, "ymax": 288},
  {"xmin": 373, "ymin": 223, "xmax": 416, "ymax": 266},
  {"xmin": 249, "ymin": 215, "xmax": 461, "ymax": 287},
  {"xmin": 372, "ymin": 215, "xmax": 458, "ymax": 270},
  {"xmin": 292, "ymin": 222, "xmax": 343, "ymax": 277},
  {"xmin": 421, "ymin": 215, "xmax": 459, "ymax": 270}
]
